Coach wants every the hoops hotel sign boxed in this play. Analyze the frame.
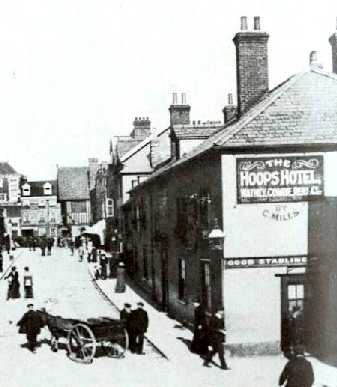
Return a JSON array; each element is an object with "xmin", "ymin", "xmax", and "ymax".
[{"xmin": 237, "ymin": 155, "xmax": 324, "ymax": 203}]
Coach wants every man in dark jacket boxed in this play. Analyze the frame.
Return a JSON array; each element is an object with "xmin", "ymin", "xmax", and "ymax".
[
  {"xmin": 203, "ymin": 310, "xmax": 228, "ymax": 370},
  {"xmin": 128, "ymin": 302, "xmax": 149, "ymax": 354},
  {"xmin": 279, "ymin": 344, "xmax": 314, "ymax": 387},
  {"xmin": 191, "ymin": 300, "xmax": 208, "ymax": 355},
  {"xmin": 17, "ymin": 304, "xmax": 43, "ymax": 353},
  {"xmin": 120, "ymin": 303, "xmax": 132, "ymax": 350}
]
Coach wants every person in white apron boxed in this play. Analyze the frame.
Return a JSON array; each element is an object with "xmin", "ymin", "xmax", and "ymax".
[{"xmin": 23, "ymin": 267, "xmax": 34, "ymax": 299}]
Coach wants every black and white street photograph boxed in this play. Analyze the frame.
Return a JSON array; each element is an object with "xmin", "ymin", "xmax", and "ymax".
[{"xmin": 1, "ymin": 1, "xmax": 337, "ymax": 386}]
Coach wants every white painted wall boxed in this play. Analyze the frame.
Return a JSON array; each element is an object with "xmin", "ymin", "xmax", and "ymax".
[
  {"xmin": 224, "ymin": 266, "xmax": 286, "ymax": 344},
  {"xmin": 220, "ymin": 151, "xmax": 337, "ymax": 347}
]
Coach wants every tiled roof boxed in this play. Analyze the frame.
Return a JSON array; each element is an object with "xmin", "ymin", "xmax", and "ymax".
[
  {"xmin": 0, "ymin": 162, "xmax": 18, "ymax": 175},
  {"xmin": 57, "ymin": 167, "xmax": 89, "ymax": 201},
  {"xmin": 116, "ymin": 137, "xmax": 143, "ymax": 157},
  {"xmin": 172, "ymin": 125, "xmax": 222, "ymax": 139},
  {"xmin": 131, "ymin": 67, "xmax": 337, "ymax": 191},
  {"xmin": 24, "ymin": 180, "xmax": 57, "ymax": 197},
  {"xmin": 219, "ymin": 69, "xmax": 337, "ymax": 148}
]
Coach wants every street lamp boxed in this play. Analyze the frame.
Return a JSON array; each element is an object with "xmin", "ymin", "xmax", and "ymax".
[
  {"xmin": 208, "ymin": 218, "xmax": 225, "ymax": 250},
  {"xmin": 208, "ymin": 218, "xmax": 225, "ymax": 311}
]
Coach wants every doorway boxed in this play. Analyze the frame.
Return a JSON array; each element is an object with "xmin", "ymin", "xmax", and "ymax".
[{"xmin": 280, "ymin": 274, "xmax": 305, "ymax": 353}]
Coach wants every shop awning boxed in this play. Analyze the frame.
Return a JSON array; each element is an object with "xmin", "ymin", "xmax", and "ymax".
[{"xmin": 83, "ymin": 220, "xmax": 105, "ymax": 242}]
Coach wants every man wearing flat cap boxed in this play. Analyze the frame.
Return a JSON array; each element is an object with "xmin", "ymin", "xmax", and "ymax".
[
  {"xmin": 17, "ymin": 304, "xmax": 43, "ymax": 353},
  {"xmin": 128, "ymin": 302, "xmax": 149, "ymax": 354}
]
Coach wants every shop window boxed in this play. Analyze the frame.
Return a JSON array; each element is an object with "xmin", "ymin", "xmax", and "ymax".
[
  {"xmin": 287, "ymin": 284, "xmax": 304, "ymax": 313},
  {"xmin": 143, "ymin": 246, "xmax": 148, "ymax": 280},
  {"xmin": 178, "ymin": 258, "xmax": 186, "ymax": 301}
]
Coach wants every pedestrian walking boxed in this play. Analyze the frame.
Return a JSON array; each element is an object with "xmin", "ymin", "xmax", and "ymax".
[
  {"xmin": 5, "ymin": 266, "xmax": 20, "ymax": 300},
  {"xmin": 0, "ymin": 251, "xmax": 3, "ymax": 272},
  {"xmin": 5, "ymin": 234, "xmax": 10, "ymax": 254},
  {"xmin": 69, "ymin": 239, "xmax": 74, "ymax": 256},
  {"xmin": 100, "ymin": 252, "xmax": 107, "ymax": 279},
  {"xmin": 120, "ymin": 303, "xmax": 132, "ymax": 350},
  {"xmin": 115, "ymin": 262, "xmax": 126, "ymax": 292},
  {"xmin": 203, "ymin": 310, "xmax": 228, "ymax": 370},
  {"xmin": 23, "ymin": 267, "xmax": 34, "ymax": 299},
  {"xmin": 40, "ymin": 238, "xmax": 46, "ymax": 256},
  {"xmin": 279, "ymin": 344, "xmax": 314, "ymax": 387},
  {"xmin": 17, "ymin": 304, "xmax": 44, "ymax": 353},
  {"xmin": 128, "ymin": 302, "xmax": 149, "ymax": 354},
  {"xmin": 32, "ymin": 237, "xmax": 37, "ymax": 252},
  {"xmin": 87, "ymin": 239, "xmax": 93, "ymax": 262},
  {"xmin": 47, "ymin": 238, "xmax": 54, "ymax": 256},
  {"xmin": 191, "ymin": 300, "xmax": 208, "ymax": 355}
]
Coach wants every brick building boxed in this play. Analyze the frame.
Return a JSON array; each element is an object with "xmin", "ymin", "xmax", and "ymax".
[{"xmin": 124, "ymin": 17, "xmax": 337, "ymax": 356}]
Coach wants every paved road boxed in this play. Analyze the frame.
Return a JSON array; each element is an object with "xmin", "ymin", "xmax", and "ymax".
[{"xmin": 0, "ymin": 248, "xmax": 169, "ymax": 387}]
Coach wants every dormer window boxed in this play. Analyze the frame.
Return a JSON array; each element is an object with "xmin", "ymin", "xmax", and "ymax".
[
  {"xmin": 43, "ymin": 182, "xmax": 52, "ymax": 195},
  {"xmin": 22, "ymin": 183, "xmax": 31, "ymax": 196}
]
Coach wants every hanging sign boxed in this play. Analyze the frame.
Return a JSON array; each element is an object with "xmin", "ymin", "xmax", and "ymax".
[
  {"xmin": 225, "ymin": 256, "xmax": 307, "ymax": 269},
  {"xmin": 237, "ymin": 156, "xmax": 324, "ymax": 203}
]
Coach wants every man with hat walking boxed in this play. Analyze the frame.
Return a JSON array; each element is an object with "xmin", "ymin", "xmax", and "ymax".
[
  {"xmin": 17, "ymin": 304, "xmax": 43, "ymax": 353},
  {"xmin": 203, "ymin": 310, "xmax": 228, "ymax": 370},
  {"xmin": 279, "ymin": 344, "xmax": 314, "ymax": 387},
  {"xmin": 128, "ymin": 302, "xmax": 149, "ymax": 354},
  {"xmin": 120, "ymin": 303, "xmax": 132, "ymax": 350}
]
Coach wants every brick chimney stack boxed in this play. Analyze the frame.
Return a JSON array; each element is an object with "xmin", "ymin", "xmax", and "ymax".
[
  {"xmin": 169, "ymin": 92, "xmax": 191, "ymax": 126},
  {"xmin": 233, "ymin": 16, "xmax": 269, "ymax": 116},
  {"xmin": 329, "ymin": 19, "xmax": 337, "ymax": 74},
  {"xmin": 130, "ymin": 117, "xmax": 151, "ymax": 140}
]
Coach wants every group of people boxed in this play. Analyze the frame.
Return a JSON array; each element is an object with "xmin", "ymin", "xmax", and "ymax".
[
  {"xmin": 5, "ymin": 266, "xmax": 34, "ymax": 300},
  {"xmin": 39, "ymin": 237, "xmax": 55, "ymax": 256},
  {"xmin": 120, "ymin": 302, "xmax": 149, "ymax": 355},
  {"xmin": 191, "ymin": 301, "xmax": 228, "ymax": 370}
]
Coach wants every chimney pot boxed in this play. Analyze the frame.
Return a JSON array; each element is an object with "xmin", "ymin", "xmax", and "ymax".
[
  {"xmin": 254, "ymin": 16, "xmax": 261, "ymax": 30},
  {"xmin": 181, "ymin": 92, "xmax": 186, "ymax": 105},
  {"xmin": 240, "ymin": 16, "xmax": 248, "ymax": 31},
  {"xmin": 228, "ymin": 93, "xmax": 233, "ymax": 105},
  {"xmin": 172, "ymin": 92, "xmax": 178, "ymax": 105}
]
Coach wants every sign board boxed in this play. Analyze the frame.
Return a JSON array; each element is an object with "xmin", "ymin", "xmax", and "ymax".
[
  {"xmin": 225, "ymin": 256, "xmax": 307, "ymax": 269},
  {"xmin": 237, "ymin": 156, "xmax": 324, "ymax": 203}
]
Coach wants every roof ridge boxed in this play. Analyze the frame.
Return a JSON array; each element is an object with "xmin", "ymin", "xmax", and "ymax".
[{"xmin": 213, "ymin": 71, "xmax": 307, "ymax": 147}]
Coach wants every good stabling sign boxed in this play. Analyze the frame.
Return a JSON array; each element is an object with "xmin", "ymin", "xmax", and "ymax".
[
  {"xmin": 237, "ymin": 156, "xmax": 324, "ymax": 203},
  {"xmin": 226, "ymin": 256, "xmax": 307, "ymax": 269}
]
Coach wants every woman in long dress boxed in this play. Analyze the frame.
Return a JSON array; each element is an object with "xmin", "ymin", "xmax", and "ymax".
[{"xmin": 5, "ymin": 266, "xmax": 20, "ymax": 299}]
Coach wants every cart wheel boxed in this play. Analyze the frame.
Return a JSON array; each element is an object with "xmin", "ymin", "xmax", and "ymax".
[
  {"xmin": 67, "ymin": 323, "xmax": 96, "ymax": 364},
  {"xmin": 103, "ymin": 329, "xmax": 128, "ymax": 358}
]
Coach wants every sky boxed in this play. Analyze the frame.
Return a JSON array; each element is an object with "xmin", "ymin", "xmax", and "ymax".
[{"xmin": 1, "ymin": 0, "xmax": 337, "ymax": 179}]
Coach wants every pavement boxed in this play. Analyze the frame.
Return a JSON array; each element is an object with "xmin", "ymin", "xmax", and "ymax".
[
  {"xmin": 0, "ymin": 247, "xmax": 335, "ymax": 387},
  {"xmin": 89, "ymin": 258, "xmax": 337, "ymax": 387}
]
